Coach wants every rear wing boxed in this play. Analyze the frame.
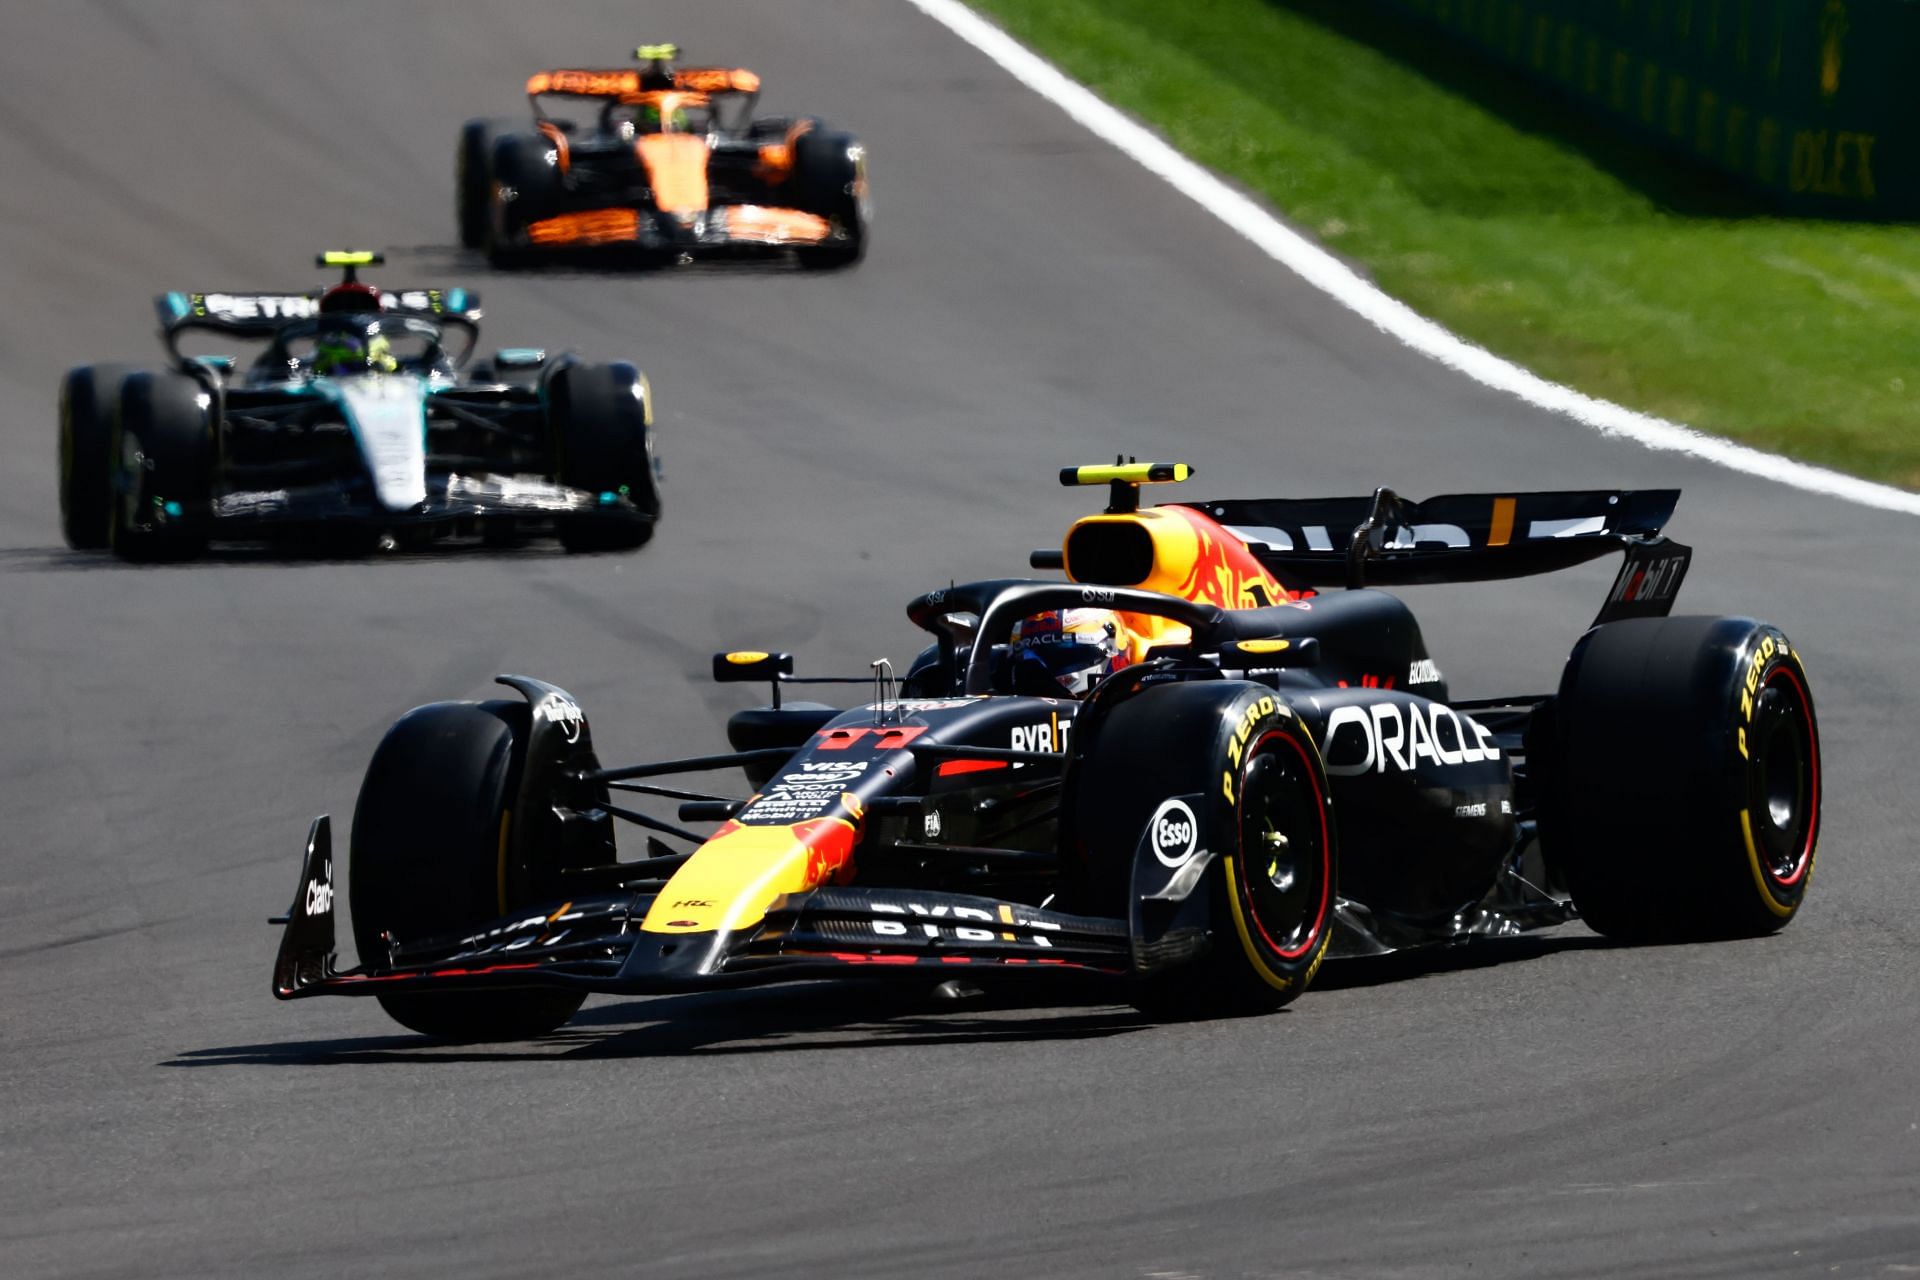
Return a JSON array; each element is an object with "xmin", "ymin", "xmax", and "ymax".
[
  {"xmin": 1180, "ymin": 487, "xmax": 1692, "ymax": 627},
  {"xmin": 155, "ymin": 286, "xmax": 482, "ymax": 337},
  {"xmin": 524, "ymin": 66, "xmax": 760, "ymax": 100}
]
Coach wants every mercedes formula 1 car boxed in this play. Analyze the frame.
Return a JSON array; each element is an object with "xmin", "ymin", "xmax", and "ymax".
[
  {"xmin": 459, "ymin": 43, "xmax": 867, "ymax": 268},
  {"xmin": 272, "ymin": 464, "xmax": 1820, "ymax": 1040},
  {"xmin": 58, "ymin": 252, "xmax": 660, "ymax": 560}
]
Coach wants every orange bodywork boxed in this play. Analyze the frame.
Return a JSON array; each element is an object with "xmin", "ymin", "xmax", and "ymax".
[
  {"xmin": 525, "ymin": 67, "xmax": 759, "ymax": 98},
  {"xmin": 526, "ymin": 69, "xmax": 643, "ymax": 97},
  {"xmin": 526, "ymin": 208, "xmax": 641, "ymax": 246},
  {"xmin": 753, "ymin": 119, "xmax": 815, "ymax": 185},
  {"xmin": 634, "ymin": 133, "xmax": 711, "ymax": 214},
  {"xmin": 718, "ymin": 205, "xmax": 831, "ymax": 245}
]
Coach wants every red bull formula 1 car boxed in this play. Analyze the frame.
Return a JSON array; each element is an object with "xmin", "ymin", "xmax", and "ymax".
[
  {"xmin": 271, "ymin": 464, "xmax": 1820, "ymax": 1039},
  {"xmin": 459, "ymin": 44, "xmax": 867, "ymax": 268},
  {"xmin": 58, "ymin": 252, "xmax": 660, "ymax": 560}
]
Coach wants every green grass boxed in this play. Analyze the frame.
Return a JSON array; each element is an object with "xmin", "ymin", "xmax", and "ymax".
[{"xmin": 967, "ymin": 0, "xmax": 1920, "ymax": 488}]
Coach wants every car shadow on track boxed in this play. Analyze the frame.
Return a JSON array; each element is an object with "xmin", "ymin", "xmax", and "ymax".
[
  {"xmin": 166, "ymin": 935, "xmax": 1612, "ymax": 1066},
  {"xmin": 394, "ymin": 241, "xmax": 821, "ymax": 280},
  {"xmin": 1314, "ymin": 931, "xmax": 1614, "ymax": 992},
  {"xmin": 164, "ymin": 977, "xmax": 1151, "ymax": 1066}
]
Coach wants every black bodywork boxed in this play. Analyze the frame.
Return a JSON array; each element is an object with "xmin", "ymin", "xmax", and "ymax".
[
  {"xmin": 272, "ymin": 484, "xmax": 1766, "ymax": 1015},
  {"xmin": 81, "ymin": 284, "xmax": 658, "ymax": 550}
]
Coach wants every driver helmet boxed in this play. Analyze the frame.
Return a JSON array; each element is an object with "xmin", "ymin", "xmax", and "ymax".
[
  {"xmin": 1005, "ymin": 608, "xmax": 1132, "ymax": 697},
  {"xmin": 312, "ymin": 329, "xmax": 397, "ymax": 376},
  {"xmin": 319, "ymin": 281, "xmax": 382, "ymax": 314},
  {"xmin": 637, "ymin": 101, "xmax": 690, "ymax": 134}
]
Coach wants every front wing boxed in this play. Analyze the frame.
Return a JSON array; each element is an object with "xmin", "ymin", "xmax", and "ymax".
[
  {"xmin": 271, "ymin": 818, "xmax": 1128, "ymax": 1002},
  {"xmin": 202, "ymin": 472, "xmax": 654, "ymax": 532},
  {"xmin": 522, "ymin": 204, "xmax": 839, "ymax": 253}
]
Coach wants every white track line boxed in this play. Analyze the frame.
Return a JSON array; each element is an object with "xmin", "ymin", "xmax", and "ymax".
[{"xmin": 904, "ymin": 0, "xmax": 1920, "ymax": 517}]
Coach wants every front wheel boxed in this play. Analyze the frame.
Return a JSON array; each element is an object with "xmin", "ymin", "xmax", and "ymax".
[
  {"xmin": 349, "ymin": 701, "xmax": 585, "ymax": 1041},
  {"xmin": 1544, "ymin": 616, "xmax": 1820, "ymax": 941},
  {"xmin": 1071, "ymin": 681, "xmax": 1336, "ymax": 1017}
]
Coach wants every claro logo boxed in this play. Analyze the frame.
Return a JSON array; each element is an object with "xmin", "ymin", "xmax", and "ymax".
[
  {"xmin": 1323, "ymin": 702, "xmax": 1500, "ymax": 776},
  {"xmin": 304, "ymin": 859, "xmax": 334, "ymax": 916}
]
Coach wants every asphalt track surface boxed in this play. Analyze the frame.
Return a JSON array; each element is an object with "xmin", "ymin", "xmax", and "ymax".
[{"xmin": 2, "ymin": 3, "xmax": 1916, "ymax": 1277}]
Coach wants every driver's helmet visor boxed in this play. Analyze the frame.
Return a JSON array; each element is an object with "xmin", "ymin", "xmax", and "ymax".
[
  {"xmin": 637, "ymin": 103, "xmax": 691, "ymax": 133},
  {"xmin": 1007, "ymin": 608, "xmax": 1128, "ymax": 696},
  {"xmin": 312, "ymin": 328, "xmax": 397, "ymax": 375}
]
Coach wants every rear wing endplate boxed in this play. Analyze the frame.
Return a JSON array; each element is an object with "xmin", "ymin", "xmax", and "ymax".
[{"xmin": 1179, "ymin": 488, "xmax": 1691, "ymax": 628}]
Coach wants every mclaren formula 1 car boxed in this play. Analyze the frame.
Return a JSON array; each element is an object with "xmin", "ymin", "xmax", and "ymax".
[
  {"xmin": 459, "ymin": 43, "xmax": 867, "ymax": 268},
  {"xmin": 272, "ymin": 464, "xmax": 1820, "ymax": 1039},
  {"xmin": 59, "ymin": 252, "xmax": 660, "ymax": 560}
]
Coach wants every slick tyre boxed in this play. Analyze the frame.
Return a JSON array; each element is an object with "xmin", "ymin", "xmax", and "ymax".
[
  {"xmin": 59, "ymin": 363, "xmax": 132, "ymax": 549},
  {"xmin": 1072, "ymin": 682, "xmax": 1336, "ymax": 1017},
  {"xmin": 551, "ymin": 361, "xmax": 659, "ymax": 553},
  {"xmin": 792, "ymin": 127, "xmax": 867, "ymax": 269},
  {"xmin": 109, "ymin": 372, "xmax": 210, "ymax": 562},
  {"xmin": 486, "ymin": 132, "xmax": 563, "ymax": 266},
  {"xmin": 457, "ymin": 118, "xmax": 509, "ymax": 250},
  {"xmin": 349, "ymin": 701, "xmax": 585, "ymax": 1041},
  {"xmin": 1545, "ymin": 616, "xmax": 1820, "ymax": 941}
]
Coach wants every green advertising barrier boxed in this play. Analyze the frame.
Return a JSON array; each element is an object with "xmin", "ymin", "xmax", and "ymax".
[{"xmin": 1376, "ymin": 0, "xmax": 1919, "ymax": 216}]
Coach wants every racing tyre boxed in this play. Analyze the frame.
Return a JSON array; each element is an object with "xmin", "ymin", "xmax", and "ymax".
[
  {"xmin": 109, "ymin": 372, "xmax": 210, "ymax": 562},
  {"xmin": 1545, "ymin": 616, "xmax": 1820, "ymax": 941},
  {"xmin": 349, "ymin": 700, "xmax": 585, "ymax": 1041},
  {"xmin": 59, "ymin": 363, "xmax": 133, "ymax": 549},
  {"xmin": 551, "ymin": 361, "xmax": 659, "ymax": 553},
  {"xmin": 457, "ymin": 118, "xmax": 509, "ymax": 250},
  {"xmin": 486, "ymin": 132, "xmax": 563, "ymax": 266},
  {"xmin": 1072, "ymin": 682, "xmax": 1336, "ymax": 1017},
  {"xmin": 792, "ymin": 127, "xmax": 867, "ymax": 269}
]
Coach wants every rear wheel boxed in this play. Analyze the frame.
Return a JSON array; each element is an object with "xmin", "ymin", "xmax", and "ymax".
[
  {"xmin": 59, "ymin": 363, "xmax": 133, "ymax": 549},
  {"xmin": 109, "ymin": 372, "xmax": 210, "ymax": 562},
  {"xmin": 551, "ymin": 361, "xmax": 659, "ymax": 553},
  {"xmin": 1545, "ymin": 616, "xmax": 1820, "ymax": 941},
  {"xmin": 1072, "ymin": 682, "xmax": 1336, "ymax": 1017},
  {"xmin": 349, "ymin": 701, "xmax": 585, "ymax": 1041}
]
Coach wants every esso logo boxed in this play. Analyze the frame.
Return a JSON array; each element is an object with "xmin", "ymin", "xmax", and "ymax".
[{"xmin": 1148, "ymin": 798, "xmax": 1199, "ymax": 867}]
